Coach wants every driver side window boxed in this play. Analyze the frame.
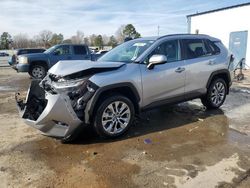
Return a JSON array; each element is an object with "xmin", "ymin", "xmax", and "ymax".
[
  {"xmin": 145, "ymin": 40, "xmax": 179, "ymax": 64},
  {"xmin": 54, "ymin": 46, "xmax": 70, "ymax": 55}
]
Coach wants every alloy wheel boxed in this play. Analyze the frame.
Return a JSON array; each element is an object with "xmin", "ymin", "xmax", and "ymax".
[
  {"xmin": 101, "ymin": 101, "xmax": 131, "ymax": 134},
  {"xmin": 210, "ymin": 82, "xmax": 226, "ymax": 106}
]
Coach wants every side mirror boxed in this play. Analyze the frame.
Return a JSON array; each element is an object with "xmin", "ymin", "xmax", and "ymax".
[{"xmin": 147, "ymin": 54, "xmax": 167, "ymax": 70}]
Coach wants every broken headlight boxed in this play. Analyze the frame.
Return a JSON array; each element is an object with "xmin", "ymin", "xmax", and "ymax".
[
  {"xmin": 68, "ymin": 80, "xmax": 98, "ymax": 120},
  {"xmin": 53, "ymin": 78, "xmax": 87, "ymax": 89}
]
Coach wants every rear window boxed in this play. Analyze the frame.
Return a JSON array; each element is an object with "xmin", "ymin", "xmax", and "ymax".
[{"xmin": 73, "ymin": 46, "xmax": 87, "ymax": 55}]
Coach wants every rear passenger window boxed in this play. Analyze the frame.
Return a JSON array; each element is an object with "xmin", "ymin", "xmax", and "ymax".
[
  {"xmin": 74, "ymin": 46, "xmax": 87, "ymax": 55},
  {"xmin": 205, "ymin": 40, "xmax": 221, "ymax": 55},
  {"xmin": 182, "ymin": 39, "xmax": 208, "ymax": 59}
]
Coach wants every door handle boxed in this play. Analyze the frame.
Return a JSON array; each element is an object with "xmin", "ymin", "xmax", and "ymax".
[
  {"xmin": 208, "ymin": 60, "xmax": 215, "ymax": 65},
  {"xmin": 175, "ymin": 67, "xmax": 185, "ymax": 73}
]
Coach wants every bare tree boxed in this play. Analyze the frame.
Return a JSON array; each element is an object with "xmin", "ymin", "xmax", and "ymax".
[
  {"xmin": 38, "ymin": 30, "xmax": 53, "ymax": 48},
  {"xmin": 115, "ymin": 25, "xmax": 125, "ymax": 44},
  {"xmin": 102, "ymin": 34, "xmax": 109, "ymax": 46},
  {"xmin": 12, "ymin": 33, "xmax": 29, "ymax": 48},
  {"xmin": 71, "ymin": 30, "xmax": 84, "ymax": 44},
  {"xmin": 33, "ymin": 35, "xmax": 44, "ymax": 48},
  {"xmin": 89, "ymin": 34, "xmax": 97, "ymax": 46},
  {"xmin": 28, "ymin": 39, "xmax": 39, "ymax": 48}
]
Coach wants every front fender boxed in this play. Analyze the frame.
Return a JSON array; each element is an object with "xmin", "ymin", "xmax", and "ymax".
[{"xmin": 28, "ymin": 54, "xmax": 50, "ymax": 68}]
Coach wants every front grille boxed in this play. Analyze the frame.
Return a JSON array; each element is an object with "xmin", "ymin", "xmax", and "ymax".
[{"xmin": 23, "ymin": 97, "xmax": 48, "ymax": 121}]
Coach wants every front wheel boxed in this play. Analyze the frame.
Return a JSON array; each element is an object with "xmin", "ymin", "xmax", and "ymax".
[
  {"xmin": 29, "ymin": 65, "xmax": 47, "ymax": 79},
  {"xmin": 201, "ymin": 78, "xmax": 227, "ymax": 109},
  {"xmin": 94, "ymin": 95, "xmax": 135, "ymax": 138}
]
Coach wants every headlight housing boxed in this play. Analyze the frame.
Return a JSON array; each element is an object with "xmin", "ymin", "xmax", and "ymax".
[
  {"xmin": 53, "ymin": 78, "xmax": 88, "ymax": 90},
  {"xmin": 18, "ymin": 56, "xmax": 28, "ymax": 64}
]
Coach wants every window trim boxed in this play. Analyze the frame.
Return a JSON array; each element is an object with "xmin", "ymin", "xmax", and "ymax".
[
  {"xmin": 180, "ymin": 38, "xmax": 218, "ymax": 60},
  {"xmin": 53, "ymin": 45, "xmax": 71, "ymax": 56},
  {"xmin": 204, "ymin": 39, "xmax": 221, "ymax": 55},
  {"xmin": 141, "ymin": 39, "xmax": 183, "ymax": 65}
]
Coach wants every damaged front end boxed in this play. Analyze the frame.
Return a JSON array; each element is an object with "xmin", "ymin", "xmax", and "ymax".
[{"xmin": 16, "ymin": 73, "xmax": 98, "ymax": 139}]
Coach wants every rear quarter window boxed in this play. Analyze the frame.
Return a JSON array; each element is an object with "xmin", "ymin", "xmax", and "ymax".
[{"xmin": 204, "ymin": 40, "xmax": 221, "ymax": 55}]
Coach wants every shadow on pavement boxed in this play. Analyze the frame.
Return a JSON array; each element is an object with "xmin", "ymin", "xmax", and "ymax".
[{"xmin": 72, "ymin": 101, "xmax": 224, "ymax": 145}]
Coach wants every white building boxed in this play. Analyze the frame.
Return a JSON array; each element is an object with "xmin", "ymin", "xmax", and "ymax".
[{"xmin": 187, "ymin": 3, "xmax": 250, "ymax": 69}]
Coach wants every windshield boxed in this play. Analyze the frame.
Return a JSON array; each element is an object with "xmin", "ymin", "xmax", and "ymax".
[
  {"xmin": 98, "ymin": 39, "xmax": 155, "ymax": 63},
  {"xmin": 44, "ymin": 45, "xmax": 58, "ymax": 54}
]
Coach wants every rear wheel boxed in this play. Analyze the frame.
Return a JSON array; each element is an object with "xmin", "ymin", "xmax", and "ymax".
[
  {"xmin": 94, "ymin": 95, "xmax": 135, "ymax": 138},
  {"xmin": 29, "ymin": 65, "xmax": 47, "ymax": 79},
  {"xmin": 201, "ymin": 78, "xmax": 227, "ymax": 109}
]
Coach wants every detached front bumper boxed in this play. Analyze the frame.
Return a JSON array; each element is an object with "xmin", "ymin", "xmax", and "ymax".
[{"xmin": 16, "ymin": 80, "xmax": 83, "ymax": 139}]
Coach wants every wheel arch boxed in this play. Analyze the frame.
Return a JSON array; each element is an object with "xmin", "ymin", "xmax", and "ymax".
[
  {"xmin": 29, "ymin": 60, "xmax": 49, "ymax": 71},
  {"xmin": 89, "ymin": 83, "xmax": 141, "ymax": 122},
  {"xmin": 206, "ymin": 69, "xmax": 231, "ymax": 94}
]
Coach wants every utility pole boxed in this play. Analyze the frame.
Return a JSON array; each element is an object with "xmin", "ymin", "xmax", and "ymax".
[{"xmin": 157, "ymin": 25, "xmax": 160, "ymax": 36}]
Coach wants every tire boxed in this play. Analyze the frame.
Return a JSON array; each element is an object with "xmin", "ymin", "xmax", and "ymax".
[
  {"xmin": 201, "ymin": 78, "xmax": 227, "ymax": 109},
  {"xmin": 29, "ymin": 65, "xmax": 47, "ymax": 79},
  {"xmin": 94, "ymin": 95, "xmax": 135, "ymax": 138}
]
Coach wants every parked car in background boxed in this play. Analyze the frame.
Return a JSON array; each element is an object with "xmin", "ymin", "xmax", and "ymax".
[
  {"xmin": 15, "ymin": 44, "xmax": 92, "ymax": 79},
  {"xmin": 89, "ymin": 47, "xmax": 98, "ymax": 53},
  {"xmin": 94, "ymin": 50, "xmax": 109, "ymax": 60},
  {"xmin": 9, "ymin": 48, "xmax": 45, "ymax": 66},
  {"xmin": 0, "ymin": 52, "xmax": 9, "ymax": 56},
  {"xmin": 96, "ymin": 50, "xmax": 108, "ymax": 55},
  {"xmin": 16, "ymin": 34, "xmax": 232, "ymax": 142}
]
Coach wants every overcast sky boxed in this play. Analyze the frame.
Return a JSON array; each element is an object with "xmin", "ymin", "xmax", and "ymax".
[{"xmin": 0, "ymin": 0, "xmax": 249, "ymax": 38}]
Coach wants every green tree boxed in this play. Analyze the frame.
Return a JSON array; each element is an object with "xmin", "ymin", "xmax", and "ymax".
[
  {"xmin": 50, "ymin": 33, "xmax": 64, "ymax": 45},
  {"xmin": 134, "ymin": 32, "xmax": 141, "ymax": 39},
  {"xmin": 108, "ymin": 35, "xmax": 118, "ymax": 48},
  {"xmin": 94, "ymin": 35, "xmax": 104, "ymax": 49},
  {"xmin": 122, "ymin": 24, "xmax": 141, "ymax": 39},
  {"xmin": 0, "ymin": 32, "xmax": 12, "ymax": 49},
  {"xmin": 83, "ymin": 37, "xmax": 90, "ymax": 45}
]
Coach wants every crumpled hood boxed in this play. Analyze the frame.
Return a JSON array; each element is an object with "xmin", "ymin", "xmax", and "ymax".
[{"xmin": 48, "ymin": 60, "xmax": 125, "ymax": 76}]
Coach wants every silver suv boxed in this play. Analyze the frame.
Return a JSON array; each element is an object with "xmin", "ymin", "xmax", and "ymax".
[{"xmin": 16, "ymin": 34, "xmax": 232, "ymax": 141}]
